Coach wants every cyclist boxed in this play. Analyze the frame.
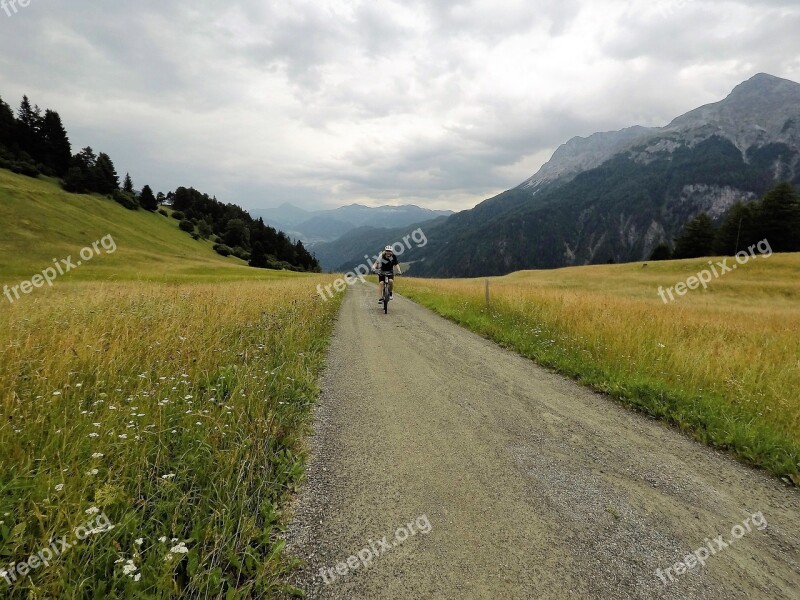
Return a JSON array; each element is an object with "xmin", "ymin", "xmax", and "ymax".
[{"xmin": 372, "ymin": 245, "xmax": 401, "ymax": 302}]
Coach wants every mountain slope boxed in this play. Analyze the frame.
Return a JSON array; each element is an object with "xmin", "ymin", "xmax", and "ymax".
[
  {"xmin": 411, "ymin": 73, "xmax": 800, "ymax": 277},
  {"xmin": 0, "ymin": 169, "xmax": 301, "ymax": 281},
  {"xmin": 518, "ymin": 125, "xmax": 656, "ymax": 193},
  {"xmin": 312, "ymin": 216, "xmax": 448, "ymax": 271}
]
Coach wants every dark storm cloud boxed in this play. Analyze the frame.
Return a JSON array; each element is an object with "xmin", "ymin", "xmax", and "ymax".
[{"xmin": 0, "ymin": 0, "xmax": 798, "ymax": 210}]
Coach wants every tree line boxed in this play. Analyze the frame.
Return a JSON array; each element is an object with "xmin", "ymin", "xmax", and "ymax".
[
  {"xmin": 0, "ymin": 93, "xmax": 318, "ymax": 272},
  {"xmin": 651, "ymin": 182, "xmax": 800, "ymax": 260},
  {"xmin": 169, "ymin": 187, "xmax": 318, "ymax": 271}
]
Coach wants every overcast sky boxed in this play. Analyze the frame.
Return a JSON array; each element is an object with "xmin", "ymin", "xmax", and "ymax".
[{"xmin": 1, "ymin": 0, "xmax": 798, "ymax": 211}]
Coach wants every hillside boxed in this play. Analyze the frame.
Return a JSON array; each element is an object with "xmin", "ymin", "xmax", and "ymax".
[
  {"xmin": 0, "ymin": 169, "xmax": 300, "ymax": 282},
  {"xmin": 405, "ymin": 73, "xmax": 800, "ymax": 277}
]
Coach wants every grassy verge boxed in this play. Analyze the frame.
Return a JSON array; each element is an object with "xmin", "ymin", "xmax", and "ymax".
[
  {"xmin": 0, "ymin": 277, "xmax": 343, "ymax": 598},
  {"xmin": 401, "ymin": 256, "xmax": 800, "ymax": 485}
]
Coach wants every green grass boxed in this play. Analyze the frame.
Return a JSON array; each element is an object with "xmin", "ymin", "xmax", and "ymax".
[
  {"xmin": 0, "ymin": 170, "xmax": 344, "ymax": 597},
  {"xmin": 402, "ymin": 256, "xmax": 800, "ymax": 485},
  {"xmin": 0, "ymin": 169, "xmax": 299, "ymax": 282}
]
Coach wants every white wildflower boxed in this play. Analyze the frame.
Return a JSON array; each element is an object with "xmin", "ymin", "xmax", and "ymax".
[
  {"xmin": 169, "ymin": 542, "xmax": 189, "ymax": 554},
  {"xmin": 122, "ymin": 559, "xmax": 137, "ymax": 576}
]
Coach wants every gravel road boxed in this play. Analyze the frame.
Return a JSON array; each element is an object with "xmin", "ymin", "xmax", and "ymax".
[{"xmin": 285, "ymin": 282, "xmax": 799, "ymax": 599}]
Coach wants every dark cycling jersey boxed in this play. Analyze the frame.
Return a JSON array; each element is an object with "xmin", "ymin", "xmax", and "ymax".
[{"xmin": 376, "ymin": 252, "xmax": 398, "ymax": 273}]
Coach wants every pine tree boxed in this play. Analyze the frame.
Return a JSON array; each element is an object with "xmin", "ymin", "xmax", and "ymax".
[
  {"xmin": 249, "ymin": 242, "xmax": 268, "ymax": 268},
  {"xmin": 17, "ymin": 96, "xmax": 39, "ymax": 130},
  {"xmin": 0, "ymin": 96, "xmax": 17, "ymax": 152},
  {"xmin": 63, "ymin": 147, "xmax": 97, "ymax": 193},
  {"xmin": 123, "ymin": 173, "xmax": 134, "ymax": 194},
  {"xmin": 76, "ymin": 146, "xmax": 97, "ymax": 168},
  {"xmin": 673, "ymin": 212, "xmax": 716, "ymax": 259},
  {"xmin": 94, "ymin": 153, "xmax": 120, "ymax": 195},
  {"xmin": 754, "ymin": 182, "xmax": 800, "ymax": 252},
  {"xmin": 16, "ymin": 96, "xmax": 43, "ymax": 161},
  {"xmin": 139, "ymin": 184, "xmax": 158, "ymax": 211},
  {"xmin": 40, "ymin": 110, "xmax": 71, "ymax": 176}
]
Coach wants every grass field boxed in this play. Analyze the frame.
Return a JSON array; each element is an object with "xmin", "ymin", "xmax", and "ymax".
[
  {"xmin": 401, "ymin": 255, "xmax": 800, "ymax": 484},
  {"xmin": 0, "ymin": 171, "xmax": 343, "ymax": 597},
  {"xmin": 0, "ymin": 169, "xmax": 280, "ymax": 282}
]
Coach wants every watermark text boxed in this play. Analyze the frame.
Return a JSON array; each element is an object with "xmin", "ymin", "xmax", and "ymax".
[
  {"xmin": 318, "ymin": 514, "xmax": 432, "ymax": 585},
  {"xmin": 3, "ymin": 234, "xmax": 117, "ymax": 305}
]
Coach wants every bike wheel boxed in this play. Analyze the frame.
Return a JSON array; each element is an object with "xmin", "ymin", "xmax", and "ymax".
[{"xmin": 383, "ymin": 284, "xmax": 389, "ymax": 314}]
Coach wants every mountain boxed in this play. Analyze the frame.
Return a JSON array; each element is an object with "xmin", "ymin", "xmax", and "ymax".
[
  {"xmin": 249, "ymin": 202, "xmax": 311, "ymax": 230},
  {"xmin": 518, "ymin": 125, "xmax": 656, "ymax": 193},
  {"xmin": 251, "ymin": 203, "xmax": 453, "ymax": 244},
  {"xmin": 403, "ymin": 73, "xmax": 800, "ymax": 277},
  {"xmin": 312, "ymin": 216, "xmax": 449, "ymax": 271}
]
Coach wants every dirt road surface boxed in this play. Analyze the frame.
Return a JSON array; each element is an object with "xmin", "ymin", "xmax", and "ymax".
[{"xmin": 286, "ymin": 282, "xmax": 799, "ymax": 599}]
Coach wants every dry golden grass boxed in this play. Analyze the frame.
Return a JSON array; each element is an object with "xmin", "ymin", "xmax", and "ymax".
[
  {"xmin": 0, "ymin": 276, "xmax": 342, "ymax": 597},
  {"xmin": 402, "ymin": 253, "xmax": 800, "ymax": 481}
]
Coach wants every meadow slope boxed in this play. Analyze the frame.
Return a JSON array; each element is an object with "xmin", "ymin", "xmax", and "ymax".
[
  {"xmin": 0, "ymin": 169, "xmax": 278, "ymax": 282},
  {"xmin": 0, "ymin": 170, "xmax": 343, "ymax": 597}
]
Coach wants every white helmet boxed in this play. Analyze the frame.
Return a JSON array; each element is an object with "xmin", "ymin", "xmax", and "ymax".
[{"xmin": 384, "ymin": 245, "xmax": 393, "ymax": 252}]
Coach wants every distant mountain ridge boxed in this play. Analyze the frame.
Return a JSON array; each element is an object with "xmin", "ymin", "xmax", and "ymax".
[
  {"xmin": 325, "ymin": 73, "xmax": 800, "ymax": 277},
  {"xmin": 521, "ymin": 73, "xmax": 800, "ymax": 193},
  {"xmin": 519, "ymin": 125, "xmax": 657, "ymax": 193},
  {"xmin": 406, "ymin": 73, "xmax": 800, "ymax": 276},
  {"xmin": 250, "ymin": 203, "xmax": 453, "ymax": 245}
]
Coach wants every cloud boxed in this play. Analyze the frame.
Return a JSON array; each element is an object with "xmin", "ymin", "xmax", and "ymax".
[{"xmin": 0, "ymin": 0, "xmax": 798, "ymax": 211}]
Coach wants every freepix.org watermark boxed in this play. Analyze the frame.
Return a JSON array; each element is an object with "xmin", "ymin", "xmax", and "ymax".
[
  {"xmin": 2, "ymin": 512, "xmax": 114, "ymax": 587},
  {"xmin": 316, "ymin": 228, "xmax": 428, "ymax": 301},
  {"xmin": 3, "ymin": 234, "xmax": 117, "ymax": 305},
  {"xmin": 655, "ymin": 512, "xmax": 767, "ymax": 585},
  {"xmin": 1, "ymin": 0, "xmax": 32, "ymax": 18},
  {"xmin": 318, "ymin": 514, "xmax": 432, "ymax": 585},
  {"xmin": 657, "ymin": 239, "xmax": 772, "ymax": 304}
]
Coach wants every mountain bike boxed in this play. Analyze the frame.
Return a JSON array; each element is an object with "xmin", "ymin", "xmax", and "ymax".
[{"xmin": 377, "ymin": 271, "xmax": 395, "ymax": 314}]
